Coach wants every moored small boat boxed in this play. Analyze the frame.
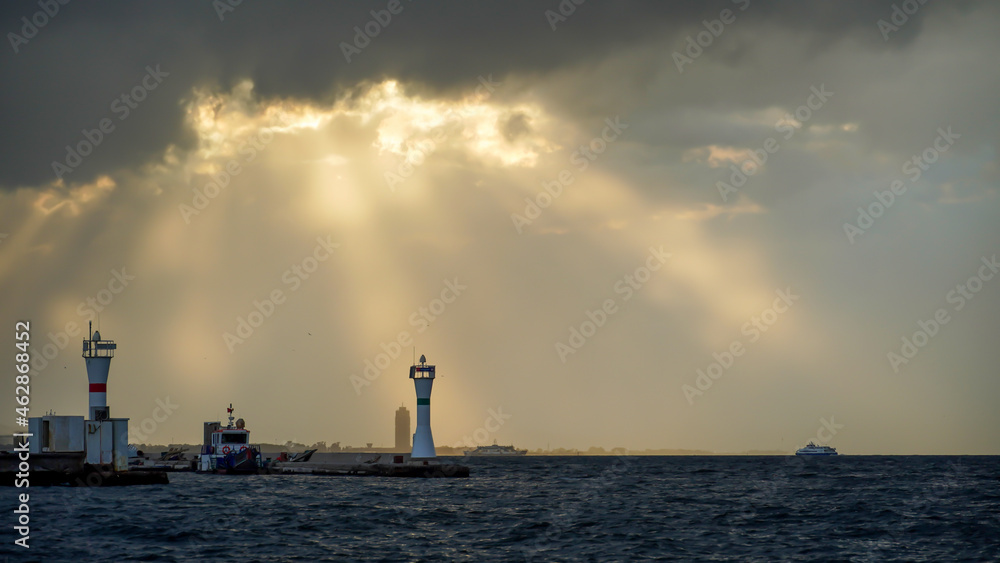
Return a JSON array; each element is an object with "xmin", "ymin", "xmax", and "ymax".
[{"xmin": 198, "ymin": 404, "xmax": 265, "ymax": 474}]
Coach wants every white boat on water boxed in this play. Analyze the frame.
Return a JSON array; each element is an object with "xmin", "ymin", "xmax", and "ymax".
[
  {"xmin": 464, "ymin": 441, "xmax": 527, "ymax": 456},
  {"xmin": 198, "ymin": 404, "xmax": 265, "ymax": 474},
  {"xmin": 795, "ymin": 442, "xmax": 838, "ymax": 456}
]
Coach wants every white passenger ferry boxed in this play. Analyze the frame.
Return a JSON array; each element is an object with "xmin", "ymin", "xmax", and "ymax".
[
  {"xmin": 464, "ymin": 441, "xmax": 528, "ymax": 456},
  {"xmin": 795, "ymin": 442, "xmax": 839, "ymax": 456}
]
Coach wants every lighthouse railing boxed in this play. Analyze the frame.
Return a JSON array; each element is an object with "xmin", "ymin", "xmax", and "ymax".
[
  {"xmin": 409, "ymin": 365, "xmax": 435, "ymax": 379},
  {"xmin": 82, "ymin": 339, "xmax": 117, "ymax": 358}
]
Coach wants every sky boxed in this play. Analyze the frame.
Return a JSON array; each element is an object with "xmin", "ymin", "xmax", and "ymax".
[{"xmin": 1, "ymin": 0, "xmax": 998, "ymax": 454}]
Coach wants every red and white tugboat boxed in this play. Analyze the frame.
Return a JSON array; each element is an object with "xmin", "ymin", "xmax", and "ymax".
[{"xmin": 198, "ymin": 404, "xmax": 265, "ymax": 474}]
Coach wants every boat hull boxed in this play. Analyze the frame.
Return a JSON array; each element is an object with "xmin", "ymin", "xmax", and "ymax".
[{"xmin": 198, "ymin": 447, "xmax": 265, "ymax": 474}]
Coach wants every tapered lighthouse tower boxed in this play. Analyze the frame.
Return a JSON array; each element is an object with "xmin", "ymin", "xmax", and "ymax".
[
  {"xmin": 409, "ymin": 354, "xmax": 436, "ymax": 459},
  {"xmin": 83, "ymin": 322, "xmax": 116, "ymax": 420}
]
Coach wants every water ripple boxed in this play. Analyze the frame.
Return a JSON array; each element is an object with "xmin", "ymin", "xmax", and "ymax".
[{"xmin": 2, "ymin": 456, "xmax": 998, "ymax": 561}]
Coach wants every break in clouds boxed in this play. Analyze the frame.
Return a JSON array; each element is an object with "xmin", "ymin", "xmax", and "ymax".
[{"xmin": 0, "ymin": 0, "xmax": 998, "ymax": 454}]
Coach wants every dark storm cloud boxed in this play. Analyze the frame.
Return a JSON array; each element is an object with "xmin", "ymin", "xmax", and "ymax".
[{"xmin": 0, "ymin": 0, "xmax": 969, "ymax": 190}]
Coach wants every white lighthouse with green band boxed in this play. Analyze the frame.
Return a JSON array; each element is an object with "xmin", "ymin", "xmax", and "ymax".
[{"xmin": 409, "ymin": 354, "xmax": 436, "ymax": 459}]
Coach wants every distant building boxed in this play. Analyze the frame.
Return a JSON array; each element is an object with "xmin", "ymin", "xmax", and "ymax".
[{"xmin": 395, "ymin": 405, "xmax": 410, "ymax": 451}]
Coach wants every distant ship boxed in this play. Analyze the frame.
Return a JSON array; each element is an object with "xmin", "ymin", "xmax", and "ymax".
[
  {"xmin": 464, "ymin": 441, "xmax": 527, "ymax": 456},
  {"xmin": 795, "ymin": 442, "xmax": 838, "ymax": 456}
]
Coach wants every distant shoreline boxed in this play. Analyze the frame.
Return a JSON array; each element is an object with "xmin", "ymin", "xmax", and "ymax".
[{"xmin": 8, "ymin": 442, "xmax": 989, "ymax": 457}]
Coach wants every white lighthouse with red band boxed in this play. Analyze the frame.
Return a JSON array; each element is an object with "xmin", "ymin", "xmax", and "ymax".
[
  {"xmin": 83, "ymin": 322, "xmax": 116, "ymax": 420},
  {"xmin": 81, "ymin": 322, "xmax": 129, "ymax": 470}
]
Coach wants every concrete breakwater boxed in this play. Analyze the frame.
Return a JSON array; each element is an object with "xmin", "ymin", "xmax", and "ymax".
[
  {"xmin": 268, "ymin": 460, "xmax": 469, "ymax": 478},
  {"xmin": 0, "ymin": 452, "xmax": 168, "ymax": 486},
  {"xmin": 130, "ymin": 451, "xmax": 469, "ymax": 478}
]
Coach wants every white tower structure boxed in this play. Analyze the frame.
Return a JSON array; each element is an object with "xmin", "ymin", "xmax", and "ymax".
[
  {"xmin": 82, "ymin": 323, "xmax": 128, "ymax": 470},
  {"xmin": 409, "ymin": 354, "xmax": 436, "ymax": 459},
  {"xmin": 83, "ymin": 322, "xmax": 116, "ymax": 420}
]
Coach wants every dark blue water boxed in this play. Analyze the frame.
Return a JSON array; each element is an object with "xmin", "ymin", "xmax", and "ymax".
[{"xmin": 4, "ymin": 456, "xmax": 999, "ymax": 562}]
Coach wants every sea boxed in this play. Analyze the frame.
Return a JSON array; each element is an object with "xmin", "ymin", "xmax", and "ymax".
[{"xmin": 4, "ymin": 456, "xmax": 999, "ymax": 562}]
